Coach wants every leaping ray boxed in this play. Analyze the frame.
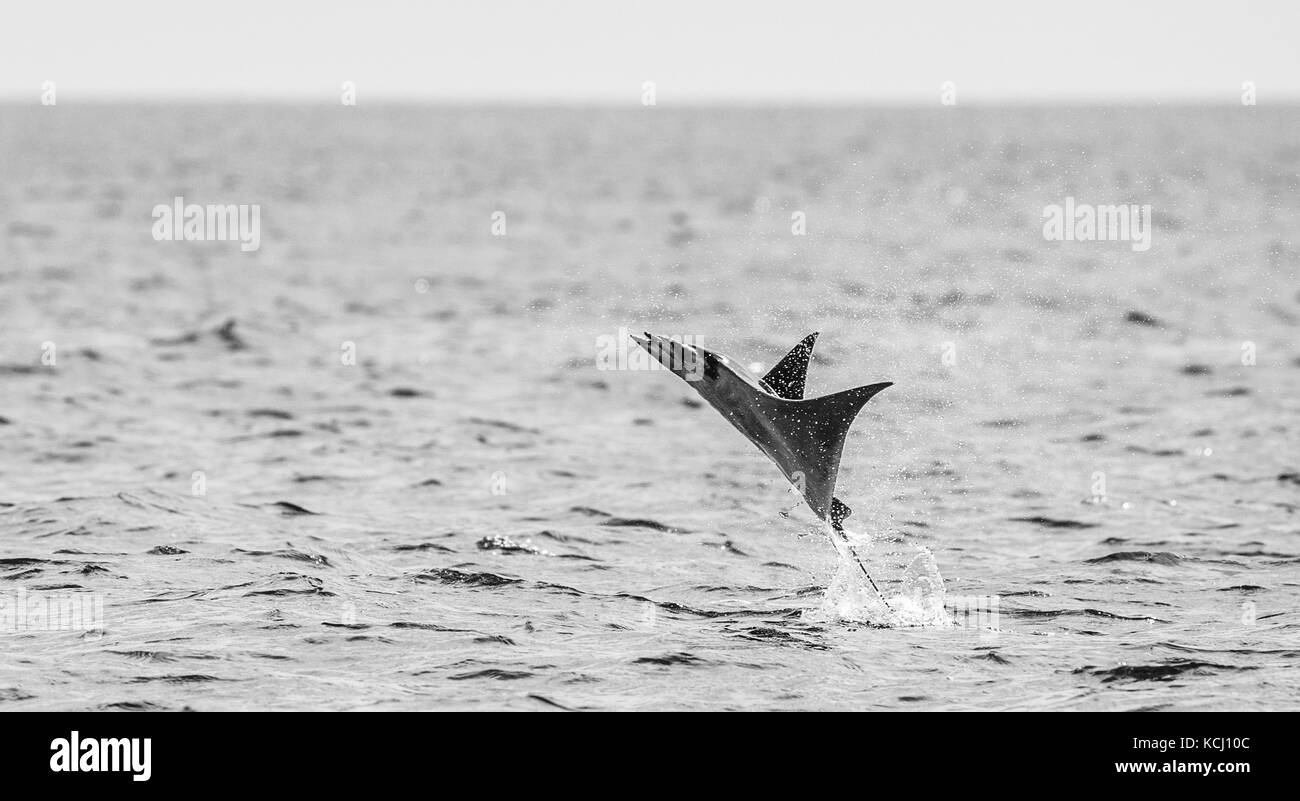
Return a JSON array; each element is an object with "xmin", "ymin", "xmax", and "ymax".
[{"xmin": 631, "ymin": 331, "xmax": 893, "ymax": 603}]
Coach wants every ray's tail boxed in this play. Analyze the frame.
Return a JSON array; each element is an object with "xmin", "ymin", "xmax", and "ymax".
[{"xmin": 828, "ymin": 515, "xmax": 893, "ymax": 613}]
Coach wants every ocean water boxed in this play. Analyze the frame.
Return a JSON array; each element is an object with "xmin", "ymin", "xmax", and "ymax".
[{"xmin": 0, "ymin": 105, "xmax": 1297, "ymax": 711}]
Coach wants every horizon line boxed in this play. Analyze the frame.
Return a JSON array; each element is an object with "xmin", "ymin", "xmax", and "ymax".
[{"xmin": 4, "ymin": 95, "xmax": 1298, "ymax": 108}]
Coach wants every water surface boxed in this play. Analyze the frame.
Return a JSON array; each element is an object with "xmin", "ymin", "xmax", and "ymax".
[{"xmin": 1, "ymin": 105, "xmax": 1297, "ymax": 710}]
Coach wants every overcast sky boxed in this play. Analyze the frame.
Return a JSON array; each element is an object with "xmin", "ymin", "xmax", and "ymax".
[{"xmin": 2, "ymin": 0, "xmax": 1297, "ymax": 103}]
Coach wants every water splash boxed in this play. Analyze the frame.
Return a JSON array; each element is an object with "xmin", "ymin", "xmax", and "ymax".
[
  {"xmin": 809, "ymin": 525, "xmax": 951, "ymax": 628},
  {"xmin": 889, "ymin": 545, "xmax": 952, "ymax": 627}
]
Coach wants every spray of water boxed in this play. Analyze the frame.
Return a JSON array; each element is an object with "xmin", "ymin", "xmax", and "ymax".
[{"xmin": 809, "ymin": 523, "xmax": 952, "ymax": 628}]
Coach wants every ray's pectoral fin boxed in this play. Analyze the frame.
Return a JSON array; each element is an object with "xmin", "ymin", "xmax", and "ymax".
[
  {"xmin": 801, "ymin": 381, "xmax": 893, "ymax": 439},
  {"xmin": 761, "ymin": 332, "xmax": 819, "ymax": 400},
  {"xmin": 789, "ymin": 381, "xmax": 894, "ymax": 523}
]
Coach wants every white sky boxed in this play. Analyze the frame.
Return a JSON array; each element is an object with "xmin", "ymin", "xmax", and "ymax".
[{"xmin": 2, "ymin": 0, "xmax": 1298, "ymax": 103}]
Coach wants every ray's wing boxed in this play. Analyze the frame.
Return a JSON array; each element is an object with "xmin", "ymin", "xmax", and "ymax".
[
  {"xmin": 761, "ymin": 333, "xmax": 819, "ymax": 399},
  {"xmin": 779, "ymin": 381, "xmax": 893, "ymax": 520}
]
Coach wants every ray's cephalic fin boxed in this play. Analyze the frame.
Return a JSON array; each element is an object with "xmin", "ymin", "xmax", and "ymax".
[{"xmin": 830, "ymin": 497, "xmax": 852, "ymax": 530}]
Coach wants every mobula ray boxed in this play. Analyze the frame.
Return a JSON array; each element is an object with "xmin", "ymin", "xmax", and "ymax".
[
  {"xmin": 631, "ymin": 331, "xmax": 894, "ymax": 600},
  {"xmin": 631, "ymin": 332, "xmax": 890, "ymax": 529}
]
